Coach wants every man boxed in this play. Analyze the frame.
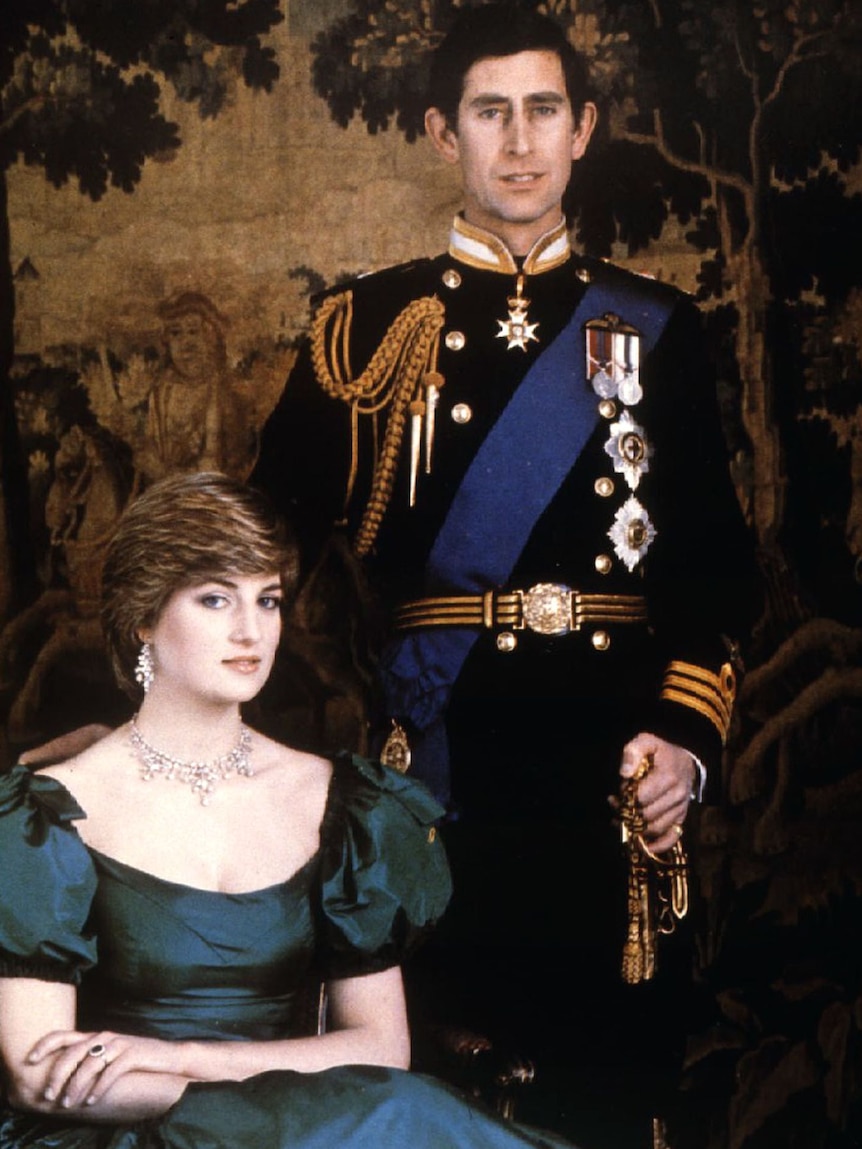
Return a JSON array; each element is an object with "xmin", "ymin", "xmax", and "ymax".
[{"xmin": 256, "ymin": 7, "xmax": 759, "ymax": 1146}]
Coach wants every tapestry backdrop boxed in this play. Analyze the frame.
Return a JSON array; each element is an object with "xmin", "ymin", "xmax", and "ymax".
[{"xmin": 1, "ymin": 2, "xmax": 861, "ymax": 1145}]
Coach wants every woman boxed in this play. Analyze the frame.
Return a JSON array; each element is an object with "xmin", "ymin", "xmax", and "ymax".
[{"xmin": 0, "ymin": 472, "xmax": 580, "ymax": 1149}]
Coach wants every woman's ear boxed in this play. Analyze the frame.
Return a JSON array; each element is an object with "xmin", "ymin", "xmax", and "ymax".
[{"xmin": 425, "ymin": 107, "xmax": 460, "ymax": 165}]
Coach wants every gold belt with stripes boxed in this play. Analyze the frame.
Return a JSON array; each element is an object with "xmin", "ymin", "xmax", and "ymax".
[{"xmin": 393, "ymin": 582, "xmax": 648, "ymax": 636}]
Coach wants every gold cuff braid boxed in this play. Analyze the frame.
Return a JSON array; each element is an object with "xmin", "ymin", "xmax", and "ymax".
[
  {"xmin": 660, "ymin": 660, "xmax": 737, "ymax": 743},
  {"xmin": 309, "ymin": 290, "xmax": 446, "ymax": 557}
]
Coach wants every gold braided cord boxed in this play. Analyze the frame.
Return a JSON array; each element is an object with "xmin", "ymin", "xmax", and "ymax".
[
  {"xmin": 308, "ymin": 289, "xmax": 446, "ymax": 558},
  {"xmin": 310, "ymin": 290, "xmax": 445, "ymax": 411},
  {"xmin": 354, "ymin": 307, "xmax": 445, "ymax": 556}
]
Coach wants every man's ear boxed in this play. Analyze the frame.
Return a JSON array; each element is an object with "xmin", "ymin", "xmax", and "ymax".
[
  {"xmin": 425, "ymin": 107, "xmax": 460, "ymax": 164},
  {"xmin": 571, "ymin": 101, "xmax": 598, "ymax": 161}
]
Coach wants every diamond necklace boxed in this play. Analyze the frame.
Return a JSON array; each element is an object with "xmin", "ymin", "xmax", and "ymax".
[{"xmin": 130, "ymin": 715, "xmax": 254, "ymax": 806}]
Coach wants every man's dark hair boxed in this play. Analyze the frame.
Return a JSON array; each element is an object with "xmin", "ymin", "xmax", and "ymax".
[{"xmin": 427, "ymin": 4, "xmax": 592, "ymax": 129}]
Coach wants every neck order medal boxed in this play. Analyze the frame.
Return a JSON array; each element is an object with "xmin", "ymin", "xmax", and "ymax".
[{"xmin": 497, "ymin": 274, "xmax": 539, "ymax": 352}]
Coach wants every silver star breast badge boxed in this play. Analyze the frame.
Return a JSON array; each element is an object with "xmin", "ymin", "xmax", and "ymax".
[
  {"xmin": 608, "ymin": 496, "xmax": 657, "ymax": 572},
  {"xmin": 604, "ymin": 410, "xmax": 653, "ymax": 490}
]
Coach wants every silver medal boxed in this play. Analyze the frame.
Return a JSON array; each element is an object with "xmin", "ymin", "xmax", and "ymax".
[
  {"xmin": 614, "ymin": 331, "xmax": 642, "ymax": 406},
  {"xmin": 618, "ymin": 373, "xmax": 643, "ymax": 406},
  {"xmin": 586, "ymin": 315, "xmax": 642, "ymax": 404}
]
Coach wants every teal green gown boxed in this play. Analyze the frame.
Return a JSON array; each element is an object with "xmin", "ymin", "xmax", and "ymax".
[{"xmin": 0, "ymin": 755, "xmax": 581, "ymax": 1149}]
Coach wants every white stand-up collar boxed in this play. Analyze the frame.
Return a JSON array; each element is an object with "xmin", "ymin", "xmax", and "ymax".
[{"xmin": 448, "ymin": 215, "xmax": 570, "ymax": 275}]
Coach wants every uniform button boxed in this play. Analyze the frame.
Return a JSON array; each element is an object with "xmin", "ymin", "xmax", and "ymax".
[
  {"xmin": 592, "ymin": 630, "xmax": 611, "ymax": 651},
  {"xmin": 445, "ymin": 330, "xmax": 466, "ymax": 351},
  {"xmin": 441, "ymin": 268, "xmax": 462, "ymax": 289},
  {"xmin": 594, "ymin": 476, "xmax": 615, "ymax": 497},
  {"xmin": 496, "ymin": 632, "xmax": 517, "ymax": 653},
  {"xmin": 595, "ymin": 554, "xmax": 613, "ymax": 575},
  {"xmin": 451, "ymin": 403, "xmax": 473, "ymax": 424},
  {"xmin": 598, "ymin": 399, "xmax": 617, "ymax": 420}
]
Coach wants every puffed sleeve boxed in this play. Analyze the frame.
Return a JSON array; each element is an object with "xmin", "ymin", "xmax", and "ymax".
[
  {"xmin": 316, "ymin": 753, "xmax": 452, "ymax": 979},
  {"xmin": 0, "ymin": 765, "xmax": 97, "ymax": 983}
]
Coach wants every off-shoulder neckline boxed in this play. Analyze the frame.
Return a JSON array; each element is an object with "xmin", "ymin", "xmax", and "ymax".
[{"xmin": 18, "ymin": 753, "xmax": 353, "ymax": 898}]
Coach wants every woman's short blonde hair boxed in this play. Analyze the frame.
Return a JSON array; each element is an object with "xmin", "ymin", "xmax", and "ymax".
[{"xmin": 101, "ymin": 472, "xmax": 298, "ymax": 699}]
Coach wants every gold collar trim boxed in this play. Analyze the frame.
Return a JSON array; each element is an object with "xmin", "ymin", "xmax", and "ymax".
[{"xmin": 448, "ymin": 216, "xmax": 570, "ymax": 275}]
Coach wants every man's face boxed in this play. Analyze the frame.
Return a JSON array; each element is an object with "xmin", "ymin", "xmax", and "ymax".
[{"xmin": 426, "ymin": 49, "xmax": 596, "ymax": 254}]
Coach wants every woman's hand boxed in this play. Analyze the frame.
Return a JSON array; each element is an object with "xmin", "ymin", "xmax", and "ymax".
[{"xmin": 27, "ymin": 1029, "xmax": 186, "ymax": 1109}]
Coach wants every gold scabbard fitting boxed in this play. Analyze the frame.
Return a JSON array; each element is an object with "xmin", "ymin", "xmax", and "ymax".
[{"xmin": 620, "ymin": 755, "xmax": 689, "ymax": 985}]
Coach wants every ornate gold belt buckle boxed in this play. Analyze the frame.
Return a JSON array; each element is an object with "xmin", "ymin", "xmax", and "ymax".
[{"xmin": 520, "ymin": 583, "xmax": 575, "ymax": 635}]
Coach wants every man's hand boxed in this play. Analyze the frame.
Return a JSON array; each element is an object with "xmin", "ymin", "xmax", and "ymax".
[
  {"xmin": 617, "ymin": 732, "xmax": 696, "ymax": 854},
  {"xmin": 19, "ymin": 725, "xmax": 111, "ymax": 767}
]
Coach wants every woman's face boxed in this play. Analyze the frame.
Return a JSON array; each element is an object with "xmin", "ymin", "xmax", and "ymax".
[
  {"xmin": 141, "ymin": 572, "xmax": 283, "ymax": 707},
  {"xmin": 164, "ymin": 313, "xmax": 217, "ymax": 378}
]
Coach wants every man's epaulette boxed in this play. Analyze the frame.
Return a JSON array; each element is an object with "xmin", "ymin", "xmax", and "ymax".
[
  {"xmin": 310, "ymin": 256, "xmax": 443, "ymax": 309},
  {"xmin": 580, "ymin": 255, "xmax": 691, "ymax": 305}
]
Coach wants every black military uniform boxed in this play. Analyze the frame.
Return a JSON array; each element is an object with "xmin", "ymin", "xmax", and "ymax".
[{"xmin": 253, "ymin": 216, "xmax": 760, "ymax": 1147}]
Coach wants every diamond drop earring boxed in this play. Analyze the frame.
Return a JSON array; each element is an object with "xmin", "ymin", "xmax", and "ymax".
[{"xmin": 134, "ymin": 642, "xmax": 155, "ymax": 694}]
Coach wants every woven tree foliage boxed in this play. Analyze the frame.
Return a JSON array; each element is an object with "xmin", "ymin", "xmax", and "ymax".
[{"xmin": 0, "ymin": 0, "xmax": 284, "ymax": 613}]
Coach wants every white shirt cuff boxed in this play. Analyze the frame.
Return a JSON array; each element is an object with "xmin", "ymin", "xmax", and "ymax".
[{"xmin": 690, "ymin": 753, "xmax": 707, "ymax": 803}]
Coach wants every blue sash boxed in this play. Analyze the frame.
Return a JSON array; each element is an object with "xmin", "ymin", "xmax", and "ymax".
[{"xmin": 379, "ymin": 274, "xmax": 674, "ymax": 801}]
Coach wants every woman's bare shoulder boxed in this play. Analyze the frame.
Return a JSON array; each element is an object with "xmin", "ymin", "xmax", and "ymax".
[
  {"xmin": 251, "ymin": 730, "xmax": 332, "ymax": 775},
  {"xmin": 249, "ymin": 731, "xmax": 333, "ymax": 802},
  {"xmin": 242, "ymin": 732, "xmax": 334, "ymax": 845}
]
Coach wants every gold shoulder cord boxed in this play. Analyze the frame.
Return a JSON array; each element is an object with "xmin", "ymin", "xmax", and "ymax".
[
  {"xmin": 309, "ymin": 290, "xmax": 445, "ymax": 558},
  {"xmin": 620, "ymin": 755, "xmax": 689, "ymax": 984}
]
